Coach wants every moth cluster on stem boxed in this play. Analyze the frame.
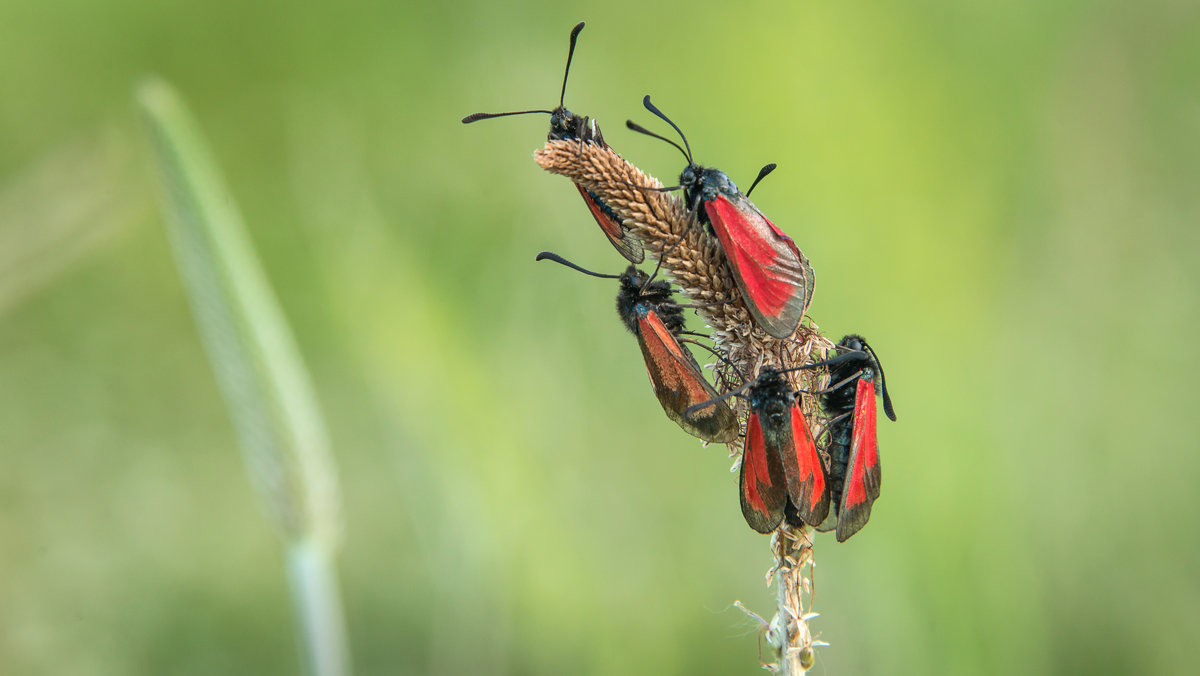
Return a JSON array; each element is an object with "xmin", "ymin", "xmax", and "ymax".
[{"xmin": 536, "ymin": 140, "xmax": 835, "ymax": 674}]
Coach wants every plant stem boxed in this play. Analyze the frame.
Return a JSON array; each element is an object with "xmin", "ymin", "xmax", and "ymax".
[
  {"xmin": 771, "ymin": 525, "xmax": 816, "ymax": 674},
  {"xmin": 288, "ymin": 539, "xmax": 351, "ymax": 676}
]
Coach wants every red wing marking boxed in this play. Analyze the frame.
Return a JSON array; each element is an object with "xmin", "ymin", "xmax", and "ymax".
[
  {"xmin": 851, "ymin": 378, "xmax": 880, "ymax": 500},
  {"xmin": 741, "ymin": 413, "xmax": 787, "ymax": 533},
  {"xmin": 783, "ymin": 402, "xmax": 829, "ymax": 526},
  {"xmin": 576, "ymin": 183, "xmax": 644, "ymax": 263},
  {"xmin": 636, "ymin": 310, "xmax": 738, "ymax": 443},
  {"xmin": 837, "ymin": 378, "xmax": 881, "ymax": 542},
  {"xmin": 705, "ymin": 195, "xmax": 813, "ymax": 339}
]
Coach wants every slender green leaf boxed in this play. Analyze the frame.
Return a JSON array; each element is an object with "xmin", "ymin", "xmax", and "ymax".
[{"xmin": 137, "ymin": 76, "xmax": 348, "ymax": 676}]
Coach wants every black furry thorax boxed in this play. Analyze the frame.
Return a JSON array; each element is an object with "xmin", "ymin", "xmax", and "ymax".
[
  {"xmin": 615, "ymin": 267, "xmax": 682, "ymax": 335},
  {"xmin": 549, "ymin": 108, "xmax": 605, "ymax": 146},
  {"xmin": 680, "ymin": 164, "xmax": 739, "ymax": 226},
  {"xmin": 749, "ymin": 368, "xmax": 794, "ymax": 427}
]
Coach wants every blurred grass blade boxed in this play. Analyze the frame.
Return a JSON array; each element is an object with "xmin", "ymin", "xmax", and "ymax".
[{"xmin": 136, "ymin": 76, "xmax": 349, "ymax": 676}]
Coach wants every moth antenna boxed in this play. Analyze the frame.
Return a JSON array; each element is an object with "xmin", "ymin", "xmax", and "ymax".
[
  {"xmin": 625, "ymin": 120, "xmax": 691, "ymax": 163},
  {"xmin": 602, "ymin": 178, "xmax": 684, "ymax": 194},
  {"xmin": 535, "ymin": 251, "xmax": 622, "ymax": 279},
  {"xmin": 817, "ymin": 368, "xmax": 868, "ymax": 396},
  {"xmin": 462, "ymin": 109, "xmax": 554, "ymax": 124},
  {"xmin": 560, "ymin": 22, "xmax": 585, "ymax": 109},
  {"xmin": 640, "ymin": 95, "xmax": 693, "ymax": 163},
  {"xmin": 813, "ymin": 411, "xmax": 852, "ymax": 444},
  {"xmin": 463, "ymin": 22, "xmax": 586, "ymax": 125},
  {"xmin": 670, "ymin": 299, "xmax": 736, "ymax": 310},
  {"xmin": 677, "ymin": 337, "xmax": 731, "ymax": 365},
  {"xmin": 639, "ymin": 235, "xmax": 687, "ymax": 293},
  {"xmin": 638, "ymin": 182, "xmax": 684, "ymax": 192},
  {"xmin": 745, "ymin": 163, "xmax": 777, "ymax": 197},
  {"xmin": 698, "ymin": 341, "xmax": 746, "ymax": 380},
  {"xmin": 777, "ymin": 350, "xmax": 869, "ymax": 375},
  {"xmin": 684, "ymin": 352, "xmax": 758, "ymax": 420},
  {"xmin": 684, "ymin": 378, "xmax": 754, "ymax": 419},
  {"xmin": 859, "ymin": 339, "xmax": 896, "ymax": 421},
  {"xmin": 678, "ymin": 339, "xmax": 747, "ymax": 390}
]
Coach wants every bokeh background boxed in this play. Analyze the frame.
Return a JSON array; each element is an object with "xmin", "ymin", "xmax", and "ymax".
[{"xmin": 2, "ymin": 1, "xmax": 1197, "ymax": 674}]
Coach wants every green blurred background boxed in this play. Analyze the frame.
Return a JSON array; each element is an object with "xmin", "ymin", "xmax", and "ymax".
[{"xmin": 2, "ymin": 1, "xmax": 1197, "ymax": 674}]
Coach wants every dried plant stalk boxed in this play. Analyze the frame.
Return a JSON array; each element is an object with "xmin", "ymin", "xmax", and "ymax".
[
  {"xmin": 770, "ymin": 524, "xmax": 819, "ymax": 673},
  {"xmin": 536, "ymin": 140, "xmax": 835, "ymax": 674}
]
